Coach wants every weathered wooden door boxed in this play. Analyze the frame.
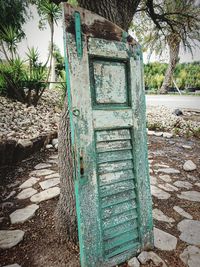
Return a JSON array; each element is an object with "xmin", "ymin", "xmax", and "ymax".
[{"xmin": 63, "ymin": 4, "xmax": 153, "ymax": 267}]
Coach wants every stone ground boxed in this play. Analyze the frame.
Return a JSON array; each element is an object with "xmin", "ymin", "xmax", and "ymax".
[{"xmin": 0, "ymin": 134, "xmax": 199, "ymax": 267}]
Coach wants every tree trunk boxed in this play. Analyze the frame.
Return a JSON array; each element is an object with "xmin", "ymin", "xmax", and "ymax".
[
  {"xmin": 56, "ymin": 0, "xmax": 141, "ymax": 245},
  {"xmin": 159, "ymin": 33, "xmax": 180, "ymax": 94}
]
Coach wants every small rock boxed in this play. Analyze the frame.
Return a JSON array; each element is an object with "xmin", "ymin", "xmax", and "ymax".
[
  {"xmin": 19, "ymin": 177, "xmax": 39, "ymax": 189},
  {"xmin": 151, "ymin": 185, "xmax": 171, "ymax": 199},
  {"xmin": 173, "ymin": 206, "xmax": 193, "ymax": 219},
  {"xmin": 159, "ymin": 175, "xmax": 172, "ymax": 183},
  {"xmin": 173, "ymin": 109, "xmax": 183, "ymax": 116},
  {"xmin": 29, "ymin": 169, "xmax": 55, "ymax": 177},
  {"xmin": 39, "ymin": 178, "xmax": 60, "ymax": 190},
  {"xmin": 150, "ymin": 176, "xmax": 157, "ymax": 185},
  {"xmin": 34, "ymin": 163, "xmax": 52, "ymax": 170},
  {"xmin": 138, "ymin": 251, "xmax": 167, "ymax": 267},
  {"xmin": 180, "ymin": 245, "xmax": 200, "ymax": 267},
  {"xmin": 157, "ymin": 168, "xmax": 180, "ymax": 174},
  {"xmin": 153, "ymin": 208, "xmax": 175, "ymax": 223},
  {"xmin": 159, "ymin": 183, "xmax": 178, "ymax": 192},
  {"xmin": 154, "ymin": 227, "xmax": 177, "ymax": 251},
  {"xmin": 127, "ymin": 257, "xmax": 140, "ymax": 267},
  {"xmin": 183, "ymin": 160, "xmax": 197, "ymax": 171},
  {"xmin": 10, "ymin": 204, "xmax": 39, "ymax": 224},
  {"xmin": 52, "ymin": 138, "xmax": 58, "ymax": 146},
  {"xmin": 16, "ymin": 188, "xmax": 37, "ymax": 200},
  {"xmin": 174, "ymin": 181, "xmax": 193, "ymax": 189},
  {"xmin": 154, "ymin": 132, "xmax": 163, "ymax": 137},
  {"xmin": 0, "ymin": 230, "xmax": 24, "ymax": 249},
  {"xmin": 177, "ymin": 191, "xmax": 200, "ymax": 202},
  {"xmin": 30, "ymin": 187, "xmax": 60, "ymax": 203},
  {"xmin": 177, "ymin": 220, "xmax": 200, "ymax": 245},
  {"xmin": 163, "ymin": 132, "xmax": 173, "ymax": 138},
  {"xmin": 54, "ymin": 143, "xmax": 58, "ymax": 150},
  {"xmin": 46, "ymin": 144, "xmax": 53, "ymax": 149},
  {"xmin": 182, "ymin": 145, "xmax": 192, "ymax": 149}
]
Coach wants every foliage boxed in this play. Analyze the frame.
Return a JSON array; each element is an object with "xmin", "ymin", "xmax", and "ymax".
[{"xmin": 144, "ymin": 61, "xmax": 200, "ymax": 92}]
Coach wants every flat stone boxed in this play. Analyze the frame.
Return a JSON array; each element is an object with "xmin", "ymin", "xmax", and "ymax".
[
  {"xmin": 153, "ymin": 208, "xmax": 175, "ymax": 223},
  {"xmin": 34, "ymin": 163, "xmax": 52, "ymax": 170},
  {"xmin": 19, "ymin": 177, "xmax": 39, "ymax": 189},
  {"xmin": 127, "ymin": 257, "xmax": 140, "ymax": 267},
  {"xmin": 30, "ymin": 187, "xmax": 60, "ymax": 203},
  {"xmin": 159, "ymin": 175, "xmax": 172, "ymax": 183},
  {"xmin": 154, "ymin": 163, "xmax": 169, "ymax": 168},
  {"xmin": 39, "ymin": 178, "xmax": 60, "ymax": 190},
  {"xmin": 180, "ymin": 245, "xmax": 200, "ymax": 267},
  {"xmin": 177, "ymin": 191, "xmax": 200, "ymax": 202},
  {"xmin": 10, "ymin": 204, "xmax": 39, "ymax": 224},
  {"xmin": 182, "ymin": 145, "xmax": 192, "ymax": 149},
  {"xmin": 16, "ymin": 188, "xmax": 37, "ymax": 200},
  {"xmin": 137, "ymin": 251, "xmax": 167, "ymax": 267},
  {"xmin": 174, "ymin": 181, "xmax": 193, "ymax": 189},
  {"xmin": 147, "ymin": 130, "xmax": 155, "ymax": 135},
  {"xmin": 0, "ymin": 230, "xmax": 24, "ymax": 249},
  {"xmin": 158, "ymin": 183, "xmax": 178, "ymax": 192},
  {"xmin": 187, "ymin": 175, "xmax": 197, "ymax": 181},
  {"xmin": 163, "ymin": 132, "xmax": 173, "ymax": 138},
  {"xmin": 49, "ymin": 154, "xmax": 58, "ymax": 159},
  {"xmin": 29, "ymin": 169, "xmax": 55, "ymax": 177},
  {"xmin": 195, "ymin": 182, "xmax": 200, "ymax": 187},
  {"xmin": 150, "ymin": 176, "xmax": 157, "ymax": 185},
  {"xmin": 154, "ymin": 227, "xmax": 177, "ymax": 251},
  {"xmin": 177, "ymin": 220, "xmax": 200, "ymax": 245},
  {"xmin": 3, "ymin": 264, "xmax": 21, "ymax": 267},
  {"xmin": 151, "ymin": 185, "xmax": 171, "ymax": 199},
  {"xmin": 154, "ymin": 132, "xmax": 163, "ymax": 137},
  {"xmin": 157, "ymin": 168, "xmax": 180, "ymax": 174},
  {"xmin": 183, "ymin": 160, "xmax": 197, "ymax": 171},
  {"xmin": 44, "ymin": 173, "xmax": 60, "ymax": 179},
  {"xmin": 47, "ymin": 159, "xmax": 58, "ymax": 164},
  {"xmin": 173, "ymin": 206, "xmax": 193, "ymax": 219}
]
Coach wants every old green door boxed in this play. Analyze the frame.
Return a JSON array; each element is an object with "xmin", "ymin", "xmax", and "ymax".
[{"xmin": 63, "ymin": 4, "xmax": 153, "ymax": 267}]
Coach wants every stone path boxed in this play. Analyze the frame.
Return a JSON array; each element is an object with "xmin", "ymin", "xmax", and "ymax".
[{"xmin": 1, "ymin": 134, "xmax": 200, "ymax": 267}]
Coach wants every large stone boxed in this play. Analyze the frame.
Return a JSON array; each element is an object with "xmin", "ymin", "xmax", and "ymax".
[
  {"xmin": 39, "ymin": 178, "xmax": 60, "ymax": 190},
  {"xmin": 16, "ymin": 188, "xmax": 37, "ymax": 200},
  {"xmin": 127, "ymin": 257, "xmax": 140, "ymax": 267},
  {"xmin": 183, "ymin": 160, "xmax": 197, "ymax": 171},
  {"xmin": 153, "ymin": 208, "xmax": 175, "ymax": 223},
  {"xmin": 34, "ymin": 163, "xmax": 52, "ymax": 170},
  {"xmin": 19, "ymin": 177, "xmax": 39, "ymax": 189},
  {"xmin": 173, "ymin": 206, "xmax": 192, "ymax": 219},
  {"xmin": 174, "ymin": 181, "xmax": 193, "ymax": 189},
  {"xmin": 10, "ymin": 204, "xmax": 39, "ymax": 224},
  {"xmin": 0, "ymin": 230, "xmax": 24, "ymax": 249},
  {"xmin": 180, "ymin": 245, "xmax": 200, "ymax": 267},
  {"xmin": 154, "ymin": 227, "xmax": 177, "ymax": 251},
  {"xmin": 157, "ymin": 168, "xmax": 180, "ymax": 174},
  {"xmin": 177, "ymin": 220, "xmax": 200, "ymax": 245},
  {"xmin": 177, "ymin": 191, "xmax": 200, "ymax": 202},
  {"xmin": 151, "ymin": 185, "xmax": 171, "ymax": 199},
  {"xmin": 137, "ymin": 251, "xmax": 167, "ymax": 267},
  {"xmin": 30, "ymin": 187, "xmax": 60, "ymax": 203},
  {"xmin": 158, "ymin": 183, "xmax": 178, "ymax": 192},
  {"xmin": 29, "ymin": 169, "xmax": 55, "ymax": 177}
]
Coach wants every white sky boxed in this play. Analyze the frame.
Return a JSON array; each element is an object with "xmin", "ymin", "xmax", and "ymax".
[{"xmin": 18, "ymin": 6, "xmax": 200, "ymax": 64}]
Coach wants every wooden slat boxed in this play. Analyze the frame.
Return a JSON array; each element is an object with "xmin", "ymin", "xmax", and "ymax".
[
  {"xmin": 105, "ymin": 241, "xmax": 140, "ymax": 259},
  {"xmin": 104, "ymin": 229, "xmax": 139, "ymax": 251},
  {"xmin": 98, "ymin": 150, "xmax": 132, "ymax": 164},
  {"xmin": 99, "ymin": 169, "xmax": 134, "ymax": 186},
  {"xmin": 96, "ymin": 129, "xmax": 131, "ymax": 142},
  {"xmin": 101, "ymin": 190, "xmax": 136, "ymax": 208},
  {"xmin": 103, "ymin": 219, "xmax": 138, "ymax": 240},
  {"xmin": 98, "ymin": 160, "xmax": 133, "ymax": 174},
  {"xmin": 102, "ymin": 199, "xmax": 137, "ymax": 219},
  {"xmin": 102, "ymin": 209, "xmax": 138, "ymax": 230},
  {"xmin": 100, "ymin": 180, "xmax": 135, "ymax": 198},
  {"xmin": 96, "ymin": 140, "xmax": 132, "ymax": 153}
]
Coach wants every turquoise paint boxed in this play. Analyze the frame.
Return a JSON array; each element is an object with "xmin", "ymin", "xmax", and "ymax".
[{"xmin": 74, "ymin": 11, "xmax": 83, "ymax": 59}]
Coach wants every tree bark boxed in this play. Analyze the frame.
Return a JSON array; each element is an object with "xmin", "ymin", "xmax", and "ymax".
[
  {"xmin": 56, "ymin": 0, "xmax": 141, "ymax": 245},
  {"xmin": 159, "ymin": 33, "xmax": 180, "ymax": 94}
]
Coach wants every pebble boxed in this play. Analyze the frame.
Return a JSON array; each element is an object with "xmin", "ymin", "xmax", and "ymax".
[
  {"xmin": 30, "ymin": 187, "xmax": 60, "ymax": 203},
  {"xmin": 10, "ymin": 204, "xmax": 39, "ymax": 224},
  {"xmin": 157, "ymin": 168, "xmax": 180, "ymax": 174},
  {"xmin": 177, "ymin": 220, "xmax": 200, "ymax": 245},
  {"xmin": 177, "ymin": 191, "xmax": 200, "ymax": 202},
  {"xmin": 154, "ymin": 227, "xmax": 177, "ymax": 251},
  {"xmin": 16, "ymin": 188, "xmax": 37, "ymax": 200},
  {"xmin": 52, "ymin": 138, "xmax": 58, "ymax": 146},
  {"xmin": 183, "ymin": 160, "xmax": 197, "ymax": 171},
  {"xmin": 29, "ymin": 169, "xmax": 55, "ymax": 177},
  {"xmin": 138, "ymin": 251, "xmax": 167, "ymax": 267},
  {"xmin": 173, "ymin": 180, "xmax": 193, "ymax": 189},
  {"xmin": 180, "ymin": 245, "xmax": 200, "ymax": 267},
  {"xmin": 0, "ymin": 230, "xmax": 24, "ymax": 249},
  {"xmin": 127, "ymin": 257, "xmax": 140, "ymax": 267},
  {"xmin": 19, "ymin": 177, "xmax": 40, "ymax": 189},
  {"xmin": 182, "ymin": 145, "xmax": 192, "ymax": 149},
  {"xmin": 159, "ymin": 175, "xmax": 172, "ymax": 183},
  {"xmin": 46, "ymin": 144, "xmax": 53, "ymax": 149},
  {"xmin": 154, "ymin": 132, "xmax": 163, "ymax": 137},
  {"xmin": 39, "ymin": 178, "xmax": 60, "ymax": 190},
  {"xmin": 34, "ymin": 163, "xmax": 52, "ymax": 170},
  {"xmin": 153, "ymin": 208, "xmax": 175, "ymax": 223},
  {"xmin": 151, "ymin": 185, "xmax": 171, "ymax": 199},
  {"xmin": 173, "ymin": 206, "xmax": 193, "ymax": 219}
]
